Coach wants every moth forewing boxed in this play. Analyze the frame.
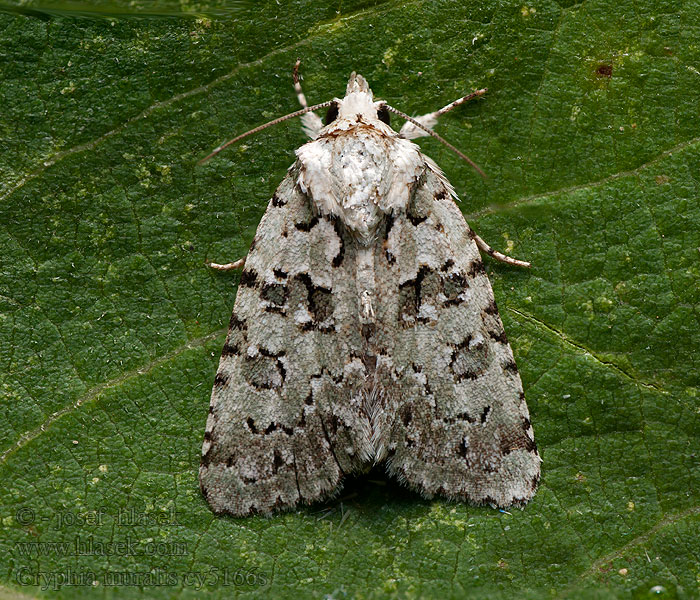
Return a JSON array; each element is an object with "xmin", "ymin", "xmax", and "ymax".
[{"xmin": 199, "ymin": 69, "xmax": 540, "ymax": 516}]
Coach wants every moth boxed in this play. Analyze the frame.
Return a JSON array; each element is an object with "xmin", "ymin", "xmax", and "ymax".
[{"xmin": 199, "ymin": 63, "xmax": 540, "ymax": 516}]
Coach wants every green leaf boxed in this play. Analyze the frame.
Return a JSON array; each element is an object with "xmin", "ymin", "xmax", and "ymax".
[{"xmin": 1, "ymin": 1, "xmax": 699, "ymax": 598}]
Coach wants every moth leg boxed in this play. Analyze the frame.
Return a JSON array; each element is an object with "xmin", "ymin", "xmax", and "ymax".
[
  {"xmin": 206, "ymin": 257, "xmax": 246, "ymax": 271},
  {"xmin": 293, "ymin": 59, "xmax": 323, "ymax": 140},
  {"xmin": 399, "ymin": 88, "xmax": 487, "ymax": 140},
  {"xmin": 473, "ymin": 234, "xmax": 531, "ymax": 268}
]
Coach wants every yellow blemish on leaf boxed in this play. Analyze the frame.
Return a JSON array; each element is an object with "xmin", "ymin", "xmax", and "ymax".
[
  {"xmin": 157, "ymin": 164, "xmax": 172, "ymax": 184},
  {"xmin": 595, "ymin": 296, "xmax": 614, "ymax": 312},
  {"xmin": 521, "ymin": 6, "xmax": 537, "ymax": 17},
  {"xmin": 383, "ymin": 42, "xmax": 401, "ymax": 68}
]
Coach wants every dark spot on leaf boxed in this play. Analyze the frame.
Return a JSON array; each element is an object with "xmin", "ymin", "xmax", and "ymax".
[{"xmin": 596, "ymin": 63, "xmax": 613, "ymax": 78}]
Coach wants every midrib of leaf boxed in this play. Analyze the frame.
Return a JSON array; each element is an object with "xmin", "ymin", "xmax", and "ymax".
[{"xmin": 509, "ymin": 307, "xmax": 670, "ymax": 395}]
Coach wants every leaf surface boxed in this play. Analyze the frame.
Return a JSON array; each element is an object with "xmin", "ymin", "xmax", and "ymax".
[{"xmin": 1, "ymin": 1, "xmax": 699, "ymax": 598}]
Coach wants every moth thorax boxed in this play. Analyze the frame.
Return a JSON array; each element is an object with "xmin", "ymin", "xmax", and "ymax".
[{"xmin": 330, "ymin": 130, "xmax": 391, "ymax": 239}]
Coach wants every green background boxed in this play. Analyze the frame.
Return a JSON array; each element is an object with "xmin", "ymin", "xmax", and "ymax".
[{"xmin": 1, "ymin": 0, "xmax": 699, "ymax": 597}]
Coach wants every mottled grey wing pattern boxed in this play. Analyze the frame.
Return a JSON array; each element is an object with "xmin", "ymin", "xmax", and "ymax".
[
  {"xmin": 200, "ymin": 162, "xmax": 539, "ymax": 515},
  {"xmin": 200, "ymin": 167, "xmax": 375, "ymax": 515},
  {"xmin": 372, "ymin": 168, "xmax": 540, "ymax": 506}
]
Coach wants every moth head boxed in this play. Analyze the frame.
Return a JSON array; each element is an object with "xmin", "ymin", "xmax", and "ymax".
[
  {"xmin": 199, "ymin": 67, "xmax": 482, "ymax": 179},
  {"xmin": 322, "ymin": 72, "xmax": 390, "ymax": 129}
]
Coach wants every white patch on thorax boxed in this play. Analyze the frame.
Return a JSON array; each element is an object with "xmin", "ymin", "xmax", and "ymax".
[{"xmin": 296, "ymin": 124, "xmax": 424, "ymax": 242}]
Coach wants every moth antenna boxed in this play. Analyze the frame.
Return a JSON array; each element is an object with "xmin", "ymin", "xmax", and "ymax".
[
  {"xmin": 384, "ymin": 104, "xmax": 486, "ymax": 179},
  {"xmin": 292, "ymin": 58, "xmax": 309, "ymax": 109},
  {"xmin": 198, "ymin": 100, "xmax": 334, "ymax": 165},
  {"xmin": 434, "ymin": 88, "xmax": 488, "ymax": 118}
]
